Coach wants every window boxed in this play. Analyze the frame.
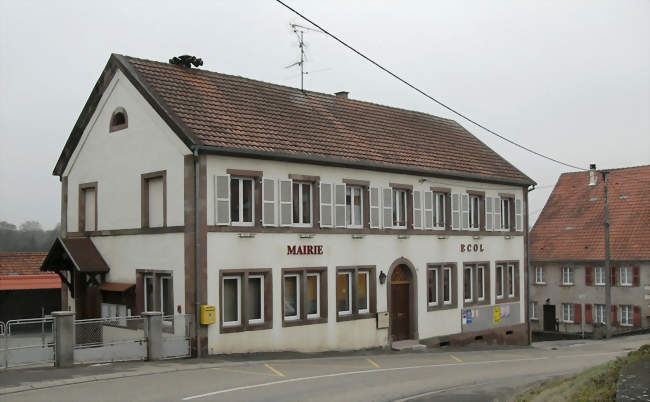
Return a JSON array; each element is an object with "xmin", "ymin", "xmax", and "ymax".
[
  {"xmin": 142, "ymin": 171, "xmax": 166, "ymax": 228},
  {"xmin": 336, "ymin": 266, "xmax": 376, "ymax": 320},
  {"xmin": 469, "ymin": 195, "xmax": 480, "ymax": 230},
  {"xmin": 346, "ymin": 186, "xmax": 363, "ymax": 228},
  {"xmin": 337, "ymin": 272, "xmax": 352, "ymax": 316},
  {"xmin": 496, "ymin": 265, "xmax": 504, "ymax": 299},
  {"xmin": 501, "ymin": 198, "xmax": 511, "ymax": 230},
  {"xmin": 535, "ymin": 266, "xmax": 545, "ymax": 284},
  {"xmin": 282, "ymin": 268, "xmax": 327, "ymax": 326},
  {"xmin": 101, "ymin": 303, "xmax": 128, "ymax": 326},
  {"xmin": 433, "ymin": 192, "xmax": 446, "ymax": 228},
  {"xmin": 160, "ymin": 276, "xmax": 173, "ymax": 318},
  {"xmin": 463, "ymin": 266, "xmax": 473, "ymax": 303},
  {"xmin": 508, "ymin": 264, "xmax": 515, "ymax": 297},
  {"xmin": 392, "ymin": 189, "xmax": 407, "ymax": 228},
  {"xmin": 620, "ymin": 305, "xmax": 633, "ymax": 326},
  {"xmin": 594, "ymin": 304, "xmax": 606, "ymax": 324},
  {"xmin": 138, "ymin": 270, "xmax": 173, "ymax": 315},
  {"xmin": 443, "ymin": 266, "xmax": 453, "ymax": 305},
  {"xmin": 79, "ymin": 182, "xmax": 97, "ymax": 232},
  {"xmin": 427, "ymin": 268, "xmax": 438, "ymax": 306},
  {"xmin": 292, "ymin": 182, "xmax": 312, "ymax": 226},
  {"xmin": 594, "ymin": 267, "xmax": 605, "ymax": 286},
  {"xmin": 562, "ymin": 266, "xmax": 574, "ymax": 285},
  {"xmin": 222, "ymin": 276, "xmax": 241, "ymax": 326},
  {"xmin": 530, "ymin": 302, "xmax": 538, "ymax": 320},
  {"xmin": 109, "ymin": 107, "xmax": 128, "ymax": 132},
  {"xmin": 220, "ymin": 269, "xmax": 272, "ymax": 332},
  {"xmin": 477, "ymin": 265, "xmax": 485, "ymax": 301},
  {"xmin": 357, "ymin": 271, "xmax": 370, "ymax": 314},
  {"xmin": 231, "ymin": 177, "xmax": 254, "ymax": 226},
  {"xmin": 620, "ymin": 267, "xmax": 632, "ymax": 286},
  {"xmin": 144, "ymin": 275, "xmax": 154, "ymax": 312},
  {"xmin": 562, "ymin": 303, "xmax": 574, "ymax": 323}
]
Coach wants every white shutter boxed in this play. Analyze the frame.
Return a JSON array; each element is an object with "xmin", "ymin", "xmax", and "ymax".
[
  {"xmin": 423, "ymin": 191, "xmax": 433, "ymax": 230},
  {"xmin": 461, "ymin": 193, "xmax": 470, "ymax": 230},
  {"xmin": 485, "ymin": 197, "xmax": 493, "ymax": 231},
  {"xmin": 494, "ymin": 197, "xmax": 502, "ymax": 231},
  {"xmin": 334, "ymin": 184, "xmax": 346, "ymax": 228},
  {"xmin": 451, "ymin": 193, "xmax": 460, "ymax": 230},
  {"xmin": 319, "ymin": 183, "xmax": 333, "ymax": 228},
  {"xmin": 369, "ymin": 187, "xmax": 380, "ymax": 229},
  {"xmin": 412, "ymin": 190, "xmax": 422, "ymax": 229},
  {"xmin": 382, "ymin": 188, "xmax": 393, "ymax": 229},
  {"xmin": 515, "ymin": 199, "xmax": 523, "ymax": 232},
  {"xmin": 262, "ymin": 178, "xmax": 277, "ymax": 227},
  {"xmin": 215, "ymin": 175, "xmax": 230, "ymax": 225},
  {"xmin": 279, "ymin": 179, "xmax": 293, "ymax": 227}
]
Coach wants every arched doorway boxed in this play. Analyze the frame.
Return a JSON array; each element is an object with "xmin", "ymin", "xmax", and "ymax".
[{"xmin": 387, "ymin": 259, "xmax": 417, "ymax": 341}]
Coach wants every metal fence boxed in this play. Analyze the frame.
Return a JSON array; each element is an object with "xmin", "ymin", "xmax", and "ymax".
[
  {"xmin": 3, "ymin": 318, "xmax": 55, "ymax": 368},
  {"xmin": 73, "ymin": 316, "xmax": 147, "ymax": 364},
  {"xmin": 161, "ymin": 314, "xmax": 192, "ymax": 359}
]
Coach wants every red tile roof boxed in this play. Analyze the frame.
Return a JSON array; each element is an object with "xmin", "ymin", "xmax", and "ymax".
[
  {"xmin": 0, "ymin": 252, "xmax": 48, "ymax": 276},
  {"xmin": 54, "ymin": 54, "xmax": 534, "ymax": 186},
  {"xmin": 530, "ymin": 165, "xmax": 650, "ymax": 261}
]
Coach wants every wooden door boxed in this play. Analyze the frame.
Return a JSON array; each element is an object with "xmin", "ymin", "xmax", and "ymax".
[
  {"xmin": 543, "ymin": 304, "xmax": 556, "ymax": 331},
  {"xmin": 391, "ymin": 283, "xmax": 410, "ymax": 341}
]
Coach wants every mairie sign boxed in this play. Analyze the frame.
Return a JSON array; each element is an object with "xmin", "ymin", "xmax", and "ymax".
[{"xmin": 287, "ymin": 245, "xmax": 323, "ymax": 255}]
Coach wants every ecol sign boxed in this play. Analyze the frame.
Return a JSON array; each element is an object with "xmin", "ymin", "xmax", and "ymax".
[{"xmin": 460, "ymin": 243, "xmax": 485, "ymax": 253}]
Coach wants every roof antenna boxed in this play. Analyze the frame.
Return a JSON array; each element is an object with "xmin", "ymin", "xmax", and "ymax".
[{"xmin": 285, "ymin": 23, "xmax": 325, "ymax": 91}]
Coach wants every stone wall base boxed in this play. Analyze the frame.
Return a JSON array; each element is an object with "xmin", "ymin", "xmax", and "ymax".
[{"xmin": 421, "ymin": 323, "xmax": 529, "ymax": 348}]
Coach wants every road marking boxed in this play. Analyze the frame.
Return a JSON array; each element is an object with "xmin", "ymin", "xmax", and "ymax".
[
  {"xmin": 264, "ymin": 363, "xmax": 285, "ymax": 377},
  {"xmin": 212, "ymin": 367, "xmax": 278, "ymax": 377},
  {"xmin": 449, "ymin": 354, "xmax": 462, "ymax": 363},
  {"xmin": 183, "ymin": 356, "xmax": 549, "ymax": 400},
  {"xmin": 366, "ymin": 358, "xmax": 380, "ymax": 368},
  {"xmin": 393, "ymin": 380, "xmax": 493, "ymax": 402}
]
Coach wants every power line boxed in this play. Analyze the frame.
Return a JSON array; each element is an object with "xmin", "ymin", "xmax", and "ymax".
[{"xmin": 275, "ymin": 0, "xmax": 587, "ymax": 172}]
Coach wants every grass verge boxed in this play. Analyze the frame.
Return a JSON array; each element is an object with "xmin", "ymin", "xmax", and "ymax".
[{"xmin": 515, "ymin": 344, "xmax": 649, "ymax": 402}]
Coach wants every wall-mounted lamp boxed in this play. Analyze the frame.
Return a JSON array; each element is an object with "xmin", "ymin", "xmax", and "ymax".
[
  {"xmin": 472, "ymin": 235, "xmax": 480, "ymax": 240},
  {"xmin": 437, "ymin": 235, "xmax": 448, "ymax": 240},
  {"xmin": 397, "ymin": 234, "xmax": 409, "ymax": 239},
  {"xmin": 238, "ymin": 233, "xmax": 255, "ymax": 238},
  {"xmin": 351, "ymin": 234, "xmax": 365, "ymax": 239},
  {"xmin": 299, "ymin": 233, "xmax": 315, "ymax": 238},
  {"xmin": 504, "ymin": 235, "xmax": 512, "ymax": 240},
  {"xmin": 379, "ymin": 271, "xmax": 387, "ymax": 285}
]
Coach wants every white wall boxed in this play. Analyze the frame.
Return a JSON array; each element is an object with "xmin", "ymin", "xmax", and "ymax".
[{"xmin": 64, "ymin": 70, "xmax": 190, "ymax": 232}]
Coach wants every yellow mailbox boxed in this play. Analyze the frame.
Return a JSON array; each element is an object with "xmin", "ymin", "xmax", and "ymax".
[{"xmin": 200, "ymin": 305, "xmax": 216, "ymax": 325}]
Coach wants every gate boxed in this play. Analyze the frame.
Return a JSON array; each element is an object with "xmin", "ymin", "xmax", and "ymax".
[
  {"xmin": 73, "ymin": 316, "xmax": 147, "ymax": 364},
  {"xmin": 161, "ymin": 315, "xmax": 191, "ymax": 359},
  {"xmin": 3, "ymin": 318, "xmax": 55, "ymax": 368}
]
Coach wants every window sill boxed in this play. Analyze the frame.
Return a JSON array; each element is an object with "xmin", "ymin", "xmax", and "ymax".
[
  {"xmin": 464, "ymin": 298, "xmax": 491, "ymax": 307},
  {"xmin": 534, "ymin": 282, "xmax": 546, "ymax": 285},
  {"xmin": 427, "ymin": 302, "xmax": 457, "ymax": 312},
  {"xmin": 220, "ymin": 321, "xmax": 273, "ymax": 334},
  {"xmin": 282, "ymin": 317, "xmax": 327, "ymax": 328},
  {"xmin": 561, "ymin": 283, "xmax": 574, "ymax": 287},
  {"xmin": 336, "ymin": 312, "xmax": 375, "ymax": 322},
  {"xmin": 496, "ymin": 296, "xmax": 520, "ymax": 304}
]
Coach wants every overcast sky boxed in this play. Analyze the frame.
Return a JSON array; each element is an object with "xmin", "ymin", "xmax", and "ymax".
[{"xmin": 1, "ymin": 0, "xmax": 648, "ymax": 230}]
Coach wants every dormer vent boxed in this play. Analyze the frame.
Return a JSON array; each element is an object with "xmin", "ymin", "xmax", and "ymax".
[
  {"xmin": 169, "ymin": 55, "xmax": 203, "ymax": 68},
  {"xmin": 335, "ymin": 91, "xmax": 349, "ymax": 99}
]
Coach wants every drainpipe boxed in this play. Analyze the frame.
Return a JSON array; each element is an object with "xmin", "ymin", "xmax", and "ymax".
[
  {"xmin": 193, "ymin": 147, "xmax": 201, "ymax": 357},
  {"xmin": 526, "ymin": 185, "xmax": 536, "ymax": 345}
]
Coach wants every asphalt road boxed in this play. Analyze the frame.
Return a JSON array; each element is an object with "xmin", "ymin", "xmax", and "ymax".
[{"xmin": 1, "ymin": 335, "xmax": 648, "ymax": 402}]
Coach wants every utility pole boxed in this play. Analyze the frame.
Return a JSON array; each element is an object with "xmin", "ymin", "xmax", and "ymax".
[{"xmin": 602, "ymin": 170, "xmax": 612, "ymax": 338}]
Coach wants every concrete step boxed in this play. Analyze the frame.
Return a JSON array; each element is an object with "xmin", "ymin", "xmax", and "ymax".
[{"xmin": 392, "ymin": 340, "xmax": 426, "ymax": 351}]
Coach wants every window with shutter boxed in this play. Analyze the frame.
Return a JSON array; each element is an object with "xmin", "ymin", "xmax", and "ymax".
[
  {"xmin": 585, "ymin": 266, "xmax": 593, "ymax": 286},
  {"xmin": 434, "ymin": 193, "xmax": 446, "ymax": 228},
  {"xmin": 451, "ymin": 193, "xmax": 460, "ymax": 230},
  {"xmin": 585, "ymin": 304, "xmax": 592, "ymax": 324},
  {"xmin": 461, "ymin": 194, "xmax": 470, "ymax": 230},
  {"xmin": 633, "ymin": 305, "xmax": 641, "ymax": 327},
  {"xmin": 632, "ymin": 266, "xmax": 640, "ymax": 287},
  {"xmin": 279, "ymin": 179, "xmax": 293, "ymax": 227},
  {"xmin": 346, "ymin": 186, "xmax": 363, "ymax": 228},
  {"xmin": 574, "ymin": 303, "xmax": 581, "ymax": 324},
  {"xmin": 412, "ymin": 190, "xmax": 422, "ymax": 229},
  {"xmin": 382, "ymin": 188, "xmax": 393, "ymax": 229},
  {"xmin": 369, "ymin": 187, "xmax": 380, "ymax": 229},
  {"xmin": 392, "ymin": 189, "xmax": 407, "ymax": 229},
  {"xmin": 319, "ymin": 183, "xmax": 333, "ymax": 228},
  {"xmin": 215, "ymin": 175, "xmax": 230, "ymax": 225},
  {"xmin": 262, "ymin": 178, "xmax": 277, "ymax": 227},
  {"xmin": 423, "ymin": 191, "xmax": 433, "ymax": 230},
  {"xmin": 334, "ymin": 184, "xmax": 346, "ymax": 228},
  {"xmin": 485, "ymin": 197, "xmax": 493, "ymax": 231},
  {"xmin": 292, "ymin": 182, "xmax": 313, "ymax": 226},
  {"xmin": 494, "ymin": 197, "xmax": 502, "ymax": 231},
  {"xmin": 500, "ymin": 199, "xmax": 510, "ymax": 230},
  {"xmin": 515, "ymin": 199, "xmax": 523, "ymax": 231}
]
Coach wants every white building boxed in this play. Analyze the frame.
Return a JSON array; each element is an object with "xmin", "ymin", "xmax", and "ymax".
[{"xmin": 43, "ymin": 54, "xmax": 536, "ymax": 356}]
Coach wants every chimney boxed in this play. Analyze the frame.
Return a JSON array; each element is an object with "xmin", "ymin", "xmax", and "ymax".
[
  {"xmin": 335, "ymin": 91, "xmax": 349, "ymax": 99},
  {"xmin": 169, "ymin": 55, "xmax": 203, "ymax": 68},
  {"xmin": 589, "ymin": 163, "xmax": 597, "ymax": 186}
]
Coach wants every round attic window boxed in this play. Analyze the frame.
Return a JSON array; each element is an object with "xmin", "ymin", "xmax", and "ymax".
[{"xmin": 109, "ymin": 107, "xmax": 128, "ymax": 132}]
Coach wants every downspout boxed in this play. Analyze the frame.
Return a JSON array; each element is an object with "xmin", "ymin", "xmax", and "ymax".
[
  {"xmin": 193, "ymin": 147, "xmax": 201, "ymax": 357},
  {"xmin": 526, "ymin": 185, "xmax": 536, "ymax": 345}
]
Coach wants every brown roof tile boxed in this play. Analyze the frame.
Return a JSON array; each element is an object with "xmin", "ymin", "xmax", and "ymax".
[
  {"xmin": 530, "ymin": 165, "xmax": 650, "ymax": 261},
  {"xmin": 0, "ymin": 252, "xmax": 48, "ymax": 276}
]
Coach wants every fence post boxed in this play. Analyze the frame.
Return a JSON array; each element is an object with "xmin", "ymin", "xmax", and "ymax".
[
  {"xmin": 143, "ymin": 312, "xmax": 162, "ymax": 361},
  {"xmin": 52, "ymin": 311, "xmax": 74, "ymax": 368}
]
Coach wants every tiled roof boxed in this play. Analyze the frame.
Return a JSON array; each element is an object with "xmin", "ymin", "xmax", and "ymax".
[
  {"xmin": 115, "ymin": 55, "xmax": 532, "ymax": 185},
  {"xmin": 530, "ymin": 165, "xmax": 650, "ymax": 261},
  {"xmin": 0, "ymin": 252, "xmax": 48, "ymax": 276}
]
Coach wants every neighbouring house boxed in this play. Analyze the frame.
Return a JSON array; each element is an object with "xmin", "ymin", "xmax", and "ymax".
[
  {"xmin": 0, "ymin": 252, "xmax": 65, "ymax": 322},
  {"xmin": 529, "ymin": 164, "xmax": 650, "ymax": 335},
  {"xmin": 42, "ymin": 54, "xmax": 536, "ymax": 356}
]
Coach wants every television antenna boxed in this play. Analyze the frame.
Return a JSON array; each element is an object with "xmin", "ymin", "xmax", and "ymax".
[{"xmin": 285, "ymin": 23, "xmax": 325, "ymax": 91}]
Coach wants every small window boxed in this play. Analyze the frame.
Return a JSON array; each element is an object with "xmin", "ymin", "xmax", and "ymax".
[
  {"xmin": 620, "ymin": 305, "xmax": 633, "ymax": 326},
  {"xmin": 477, "ymin": 266, "xmax": 485, "ymax": 301},
  {"xmin": 392, "ymin": 189, "xmax": 407, "ymax": 228},
  {"xmin": 427, "ymin": 268, "xmax": 438, "ymax": 306},
  {"xmin": 562, "ymin": 303, "xmax": 574, "ymax": 323},
  {"xmin": 337, "ymin": 272, "xmax": 352, "ymax": 315},
  {"xmin": 142, "ymin": 172, "xmax": 166, "ymax": 229},
  {"xmin": 433, "ymin": 192, "xmax": 446, "ymax": 228},
  {"xmin": 346, "ymin": 186, "xmax": 363, "ymax": 228},
  {"xmin": 222, "ymin": 276, "xmax": 241, "ymax": 327},
  {"xmin": 530, "ymin": 302, "xmax": 538, "ymax": 319},
  {"xmin": 595, "ymin": 304, "xmax": 606, "ymax": 324},
  {"xmin": 562, "ymin": 266, "xmax": 573, "ymax": 285},
  {"xmin": 469, "ymin": 195, "xmax": 481, "ymax": 230},
  {"xmin": 305, "ymin": 273, "xmax": 320, "ymax": 319},
  {"xmin": 620, "ymin": 267, "xmax": 632, "ymax": 286},
  {"xmin": 594, "ymin": 267, "xmax": 605, "ymax": 286},
  {"xmin": 535, "ymin": 266, "xmax": 545, "ymax": 284},
  {"xmin": 443, "ymin": 267, "xmax": 453, "ymax": 304},
  {"xmin": 292, "ymin": 182, "xmax": 312, "ymax": 226},
  {"xmin": 283, "ymin": 274, "xmax": 300, "ymax": 321},
  {"xmin": 231, "ymin": 177, "xmax": 254, "ymax": 226},
  {"xmin": 501, "ymin": 199, "xmax": 511, "ymax": 230},
  {"xmin": 508, "ymin": 264, "xmax": 515, "ymax": 297},
  {"xmin": 109, "ymin": 107, "xmax": 128, "ymax": 132},
  {"xmin": 463, "ymin": 266, "xmax": 473, "ymax": 303}
]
